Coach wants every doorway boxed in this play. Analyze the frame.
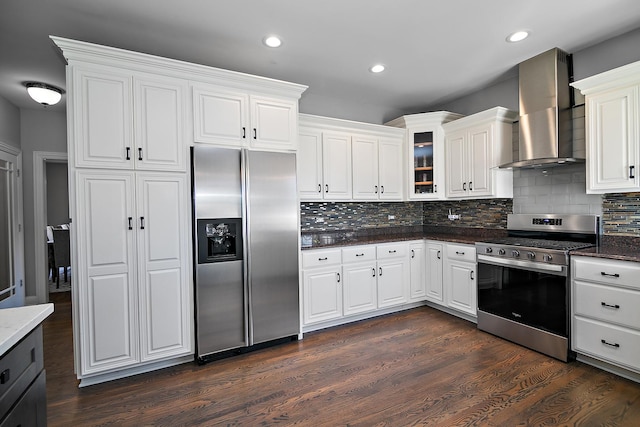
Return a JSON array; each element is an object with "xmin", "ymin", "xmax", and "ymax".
[{"xmin": 33, "ymin": 151, "xmax": 68, "ymax": 303}]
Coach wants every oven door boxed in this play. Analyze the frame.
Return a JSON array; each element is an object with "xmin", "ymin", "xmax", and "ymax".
[{"xmin": 476, "ymin": 255, "xmax": 568, "ymax": 337}]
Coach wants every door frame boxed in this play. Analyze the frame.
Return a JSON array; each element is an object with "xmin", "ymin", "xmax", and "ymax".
[
  {"xmin": 0, "ymin": 140, "xmax": 24, "ymax": 308},
  {"xmin": 33, "ymin": 151, "xmax": 68, "ymax": 304}
]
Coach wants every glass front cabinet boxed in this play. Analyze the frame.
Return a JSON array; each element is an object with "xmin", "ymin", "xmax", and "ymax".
[{"xmin": 386, "ymin": 112, "xmax": 463, "ymax": 200}]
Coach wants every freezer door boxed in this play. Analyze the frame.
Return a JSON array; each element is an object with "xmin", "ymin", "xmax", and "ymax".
[
  {"xmin": 192, "ymin": 145, "xmax": 242, "ymax": 219},
  {"xmin": 245, "ymin": 150, "xmax": 300, "ymax": 344}
]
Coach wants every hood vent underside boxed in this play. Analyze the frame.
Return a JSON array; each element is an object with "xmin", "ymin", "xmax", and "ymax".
[{"xmin": 500, "ymin": 48, "xmax": 583, "ymax": 169}]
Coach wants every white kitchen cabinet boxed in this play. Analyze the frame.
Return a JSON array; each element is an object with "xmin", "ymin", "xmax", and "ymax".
[
  {"xmin": 425, "ymin": 241, "xmax": 444, "ymax": 304},
  {"xmin": 442, "ymin": 107, "xmax": 516, "ymax": 199},
  {"xmin": 444, "ymin": 243, "xmax": 477, "ymax": 317},
  {"xmin": 342, "ymin": 246, "xmax": 378, "ymax": 316},
  {"xmin": 386, "ymin": 112, "xmax": 463, "ymax": 200},
  {"xmin": 376, "ymin": 243, "xmax": 409, "ymax": 308},
  {"xmin": 75, "ymin": 171, "xmax": 192, "ymax": 376},
  {"xmin": 409, "ymin": 241, "xmax": 426, "ymax": 301},
  {"xmin": 352, "ymin": 135, "xmax": 404, "ymax": 200},
  {"xmin": 302, "ymin": 249, "xmax": 343, "ymax": 325},
  {"xmin": 572, "ymin": 256, "xmax": 640, "ymax": 379},
  {"xmin": 298, "ymin": 114, "xmax": 404, "ymax": 201},
  {"xmin": 572, "ymin": 62, "xmax": 640, "ymax": 194},
  {"xmin": 192, "ymin": 83, "xmax": 298, "ymax": 151},
  {"xmin": 72, "ymin": 65, "xmax": 187, "ymax": 171}
]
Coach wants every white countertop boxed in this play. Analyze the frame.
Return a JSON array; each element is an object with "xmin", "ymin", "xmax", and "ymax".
[{"xmin": 0, "ymin": 304, "xmax": 54, "ymax": 355}]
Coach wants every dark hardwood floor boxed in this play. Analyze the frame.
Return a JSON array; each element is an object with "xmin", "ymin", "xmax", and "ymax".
[{"xmin": 43, "ymin": 292, "xmax": 640, "ymax": 426}]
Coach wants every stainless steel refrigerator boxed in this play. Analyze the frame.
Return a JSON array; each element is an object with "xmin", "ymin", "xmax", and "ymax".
[{"xmin": 192, "ymin": 145, "xmax": 300, "ymax": 361}]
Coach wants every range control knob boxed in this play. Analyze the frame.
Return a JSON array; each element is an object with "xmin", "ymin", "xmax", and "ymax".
[
  {"xmin": 498, "ymin": 249, "xmax": 506, "ymax": 255},
  {"xmin": 543, "ymin": 254, "xmax": 553, "ymax": 262},
  {"xmin": 485, "ymin": 247, "xmax": 493, "ymax": 254},
  {"xmin": 527, "ymin": 252, "xmax": 536, "ymax": 260},
  {"xmin": 512, "ymin": 250, "xmax": 520, "ymax": 258}
]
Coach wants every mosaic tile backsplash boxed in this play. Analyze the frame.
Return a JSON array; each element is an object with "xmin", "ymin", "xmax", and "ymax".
[
  {"xmin": 602, "ymin": 193, "xmax": 640, "ymax": 236},
  {"xmin": 300, "ymin": 199, "xmax": 512, "ymax": 232}
]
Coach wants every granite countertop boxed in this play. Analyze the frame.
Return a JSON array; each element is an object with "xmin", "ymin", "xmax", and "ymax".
[
  {"xmin": 301, "ymin": 226, "xmax": 507, "ymax": 250},
  {"xmin": 571, "ymin": 235, "xmax": 640, "ymax": 263},
  {"xmin": 0, "ymin": 303, "xmax": 54, "ymax": 355}
]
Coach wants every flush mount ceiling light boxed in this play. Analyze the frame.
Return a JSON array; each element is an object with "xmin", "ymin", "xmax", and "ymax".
[
  {"xmin": 370, "ymin": 64, "xmax": 385, "ymax": 73},
  {"xmin": 263, "ymin": 35, "xmax": 282, "ymax": 48},
  {"xmin": 25, "ymin": 82, "xmax": 63, "ymax": 106},
  {"xmin": 506, "ymin": 30, "xmax": 530, "ymax": 43}
]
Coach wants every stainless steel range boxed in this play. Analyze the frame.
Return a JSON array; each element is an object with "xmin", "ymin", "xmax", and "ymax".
[{"xmin": 475, "ymin": 214, "xmax": 599, "ymax": 361}]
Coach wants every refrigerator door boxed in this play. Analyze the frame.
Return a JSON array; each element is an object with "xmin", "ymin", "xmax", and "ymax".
[
  {"xmin": 193, "ymin": 146, "xmax": 247, "ymax": 357},
  {"xmin": 245, "ymin": 150, "xmax": 300, "ymax": 344}
]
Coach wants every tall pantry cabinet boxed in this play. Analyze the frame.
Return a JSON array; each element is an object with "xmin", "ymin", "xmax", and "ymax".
[{"xmin": 53, "ymin": 37, "xmax": 307, "ymax": 386}]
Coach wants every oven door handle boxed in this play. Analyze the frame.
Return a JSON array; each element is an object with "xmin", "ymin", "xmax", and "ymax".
[{"xmin": 477, "ymin": 254, "xmax": 567, "ymax": 276}]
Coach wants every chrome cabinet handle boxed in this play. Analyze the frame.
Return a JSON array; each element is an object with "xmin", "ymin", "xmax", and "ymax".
[{"xmin": 601, "ymin": 302, "xmax": 620, "ymax": 309}]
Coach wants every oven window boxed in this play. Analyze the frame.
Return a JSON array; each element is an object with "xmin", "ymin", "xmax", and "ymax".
[{"xmin": 477, "ymin": 263, "xmax": 567, "ymax": 337}]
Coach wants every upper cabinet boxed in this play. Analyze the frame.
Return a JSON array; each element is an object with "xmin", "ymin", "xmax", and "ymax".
[
  {"xmin": 192, "ymin": 84, "xmax": 299, "ymax": 151},
  {"xmin": 442, "ymin": 107, "xmax": 516, "ymax": 199},
  {"xmin": 572, "ymin": 61, "xmax": 640, "ymax": 194},
  {"xmin": 298, "ymin": 114, "xmax": 404, "ymax": 202},
  {"xmin": 72, "ymin": 66, "xmax": 188, "ymax": 171},
  {"xmin": 386, "ymin": 112, "xmax": 463, "ymax": 200}
]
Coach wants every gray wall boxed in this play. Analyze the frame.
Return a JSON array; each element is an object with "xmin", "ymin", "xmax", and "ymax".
[
  {"xmin": 46, "ymin": 162, "xmax": 69, "ymax": 226},
  {"xmin": 20, "ymin": 108, "xmax": 67, "ymax": 297},
  {"xmin": 0, "ymin": 95, "xmax": 20, "ymax": 148}
]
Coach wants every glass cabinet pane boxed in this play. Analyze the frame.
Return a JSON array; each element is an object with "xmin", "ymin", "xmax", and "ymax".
[{"xmin": 413, "ymin": 131, "xmax": 434, "ymax": 194}]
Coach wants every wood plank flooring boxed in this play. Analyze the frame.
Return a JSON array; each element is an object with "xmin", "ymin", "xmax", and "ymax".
[{"xmin": 43, "ymin": 292, "xmax": 640, "ymax": 426}]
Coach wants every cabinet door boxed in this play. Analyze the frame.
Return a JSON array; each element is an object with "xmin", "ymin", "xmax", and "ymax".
[
  {"xmin": 298, "ymin": 128, "xmax": 324, "ymax": 200},
  {"xmin": 426, "ymin": 242, "xmax": 444, "ymax": 304},
  {"xmin": 467, "ymin": 124, "xmax": 492, "ymax": 196},
  {"xmin": 137, "ymin": 173, "xmax": 192, "ymax": 362},
  {"xmin": 76, "ymin": 171, "xmax": 138, "ymax": 374},
  {"xmin": 446, "ymin": 260, "xmax": 476, "ymax": 316},
  {"xmin": 587, "ymin": 85, "xmax": 639, "ymax": 193},
  {"xmin": 303, "ymin": 267, "xmax": 342, "ymax": 324},
  {"xmin": 192, "ymin": 84, "xmax": 249, "ymax": 146},
  {"xmin": 351, "ymin": 135, "xmax": 379, "ymax": 200},
  {"xmin": 322, "ymin": 132, "xmax": 352, "ymax": 200},
  {"xmin": 445, "ymin": 130, "xmax": 467, "ymax": 198},
  {"xmin": 409, "ymin": 243, "xmax": 426, "ymax": 301},
  {"xmin": 250, "ymin": 96, "xmax": 298, "ymax": 151},
  {"xmin": 134, "ymin": 76, "xmax": 187, "ymax": 171},
  {"xmin": 377, "ymin": 259, "xmax": 408, "ymax": 308},
  {"xmin": 73, "ymin": 66, "xmax": 132, "ymax": 169},
  {"xmin": 378, "ymin": 138, "xmax": 404, "ymax": 200},
  {"xmin": 343, "ymin": 262, "xmax": 378, "ymax": 315}
]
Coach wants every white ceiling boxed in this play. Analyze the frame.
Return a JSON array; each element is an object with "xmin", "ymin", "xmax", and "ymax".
[{"xmin": 2, "ymin": 0, "xmax": 640, "ymax": 120}]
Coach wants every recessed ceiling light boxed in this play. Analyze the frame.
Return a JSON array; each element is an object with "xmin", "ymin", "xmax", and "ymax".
[
  {"xmin": 370, "ymin": 64, "xmax": 385, "ymax": 73},
  {"xmin": 263, "ymin": 35, "xmax": 282, "ymax": 48},
  {"xmin": 506, "ymin": 30, "xmax": 530, "ymax": 43}
]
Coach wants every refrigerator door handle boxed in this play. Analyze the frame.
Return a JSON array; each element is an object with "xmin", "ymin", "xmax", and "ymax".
[{"xmin": 242, "ymin": 148, "xmax": 252, "ymax": 346}]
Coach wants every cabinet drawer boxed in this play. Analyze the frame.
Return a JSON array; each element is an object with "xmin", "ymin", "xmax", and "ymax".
[
  {"xmin": 574, "ymin": 316, "xmax": 640, "ymax": 372},
  {"xmin": 302, "ymin": 249, "xmax": 342, "ymax": 268},
  {"xmin": 574, "ymin": 281, "xmax": 640, "ymax": 329},
  {"xmin": 0, "ymin": 326, "xmax": 44, "ymax": 419},
  {"xmin": 573, "ymin": 257, "xmax": 640, "ymax": 289},
  {"xmin": 446, "ymin": 243, "xmax": 476, "ymax": 263},
  {"xmin": 376, "ymin": 243, "xmax": 407, "ymax": 260},
  {"xmin": 342, "ymin": 246, "xmax": 376, "ymax": 263}
]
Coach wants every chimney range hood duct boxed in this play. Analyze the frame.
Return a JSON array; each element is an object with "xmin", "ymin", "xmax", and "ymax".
[{"xmin": 500, "ymin": 48, "xmax": 583, "ymax": 169}]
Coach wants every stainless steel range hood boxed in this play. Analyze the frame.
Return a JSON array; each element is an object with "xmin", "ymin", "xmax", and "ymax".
[{"xmin": 500, "ymin": 48, "xmax": 583, "ymax": 169}]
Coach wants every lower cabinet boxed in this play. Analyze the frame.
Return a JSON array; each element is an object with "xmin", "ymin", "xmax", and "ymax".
[
  {"xmin": 75, "ymin": 171, "xmax": 193, "ymax": 381},
  {"xmin": 425, "ymin": 241, "xmax": 444, "ymax": 304},
  {"xmin": 376, "ymin": 243, "xmax": 409, "ymax": 308},
  {"xmin": 409, "ymin": 241, "xmax": 427, "ymax": 301},
  {"xmin": 443, "ymin": 243, "xmax": 477, "ymax": 317},
  {"xmin": 302, "ymin": 249, "xmax": 343, "ymax": 324},
  {"xmin": 572, "ymin": 256, "xmax": 640, "ymax": 380}
]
